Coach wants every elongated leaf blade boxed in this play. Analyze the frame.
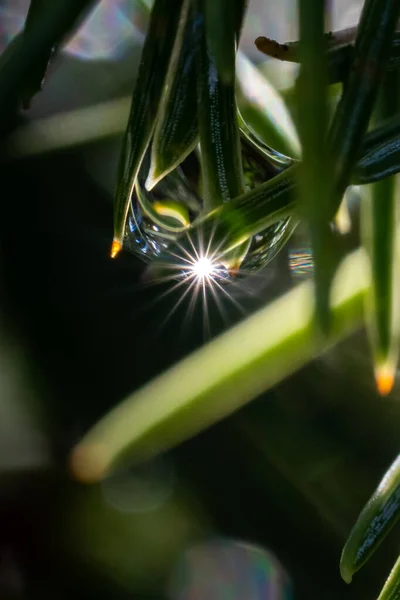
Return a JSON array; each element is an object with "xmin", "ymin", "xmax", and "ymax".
[
  {"xmin": 195, "ymin": 0, "xmax": 244, "ymax": 208},
  {"xmin": 361, "ymin": 71, "xmax": 400, "ymax": 395},
  {"xmin": 0, "ymin": 0, "xmax": 96, "ymax": 116},
  {"xmin": 297, "ymin": 0, "xmax": 333, "ymax": 334},
  {"xmin": 204, "ymin": 0, "xmax": 247, "ymax": 84},
  {"xmin": 328, "ymin": 0, "xmax": 400, "ymax": 217},
  {"xmin": 377, "ymin": 554, "xmax": 400, "ymax": 600},
  {"xmin": 353, "ymin": 115, "xmax": 400, "ymax": 185},
  {"xmin": 148, "ymin": 1, "xmax": 247, "ymax": 191},
  {"xmin": 146, "ymin": 10, "xmax": 198, "ymax": 190},
  {"xmin": 112, "ymin": 0, "xmax": 186, "ymax": 255},
  {"xmin": 340, "ymin": 454, "xmax": 400, "ymax": 583}
]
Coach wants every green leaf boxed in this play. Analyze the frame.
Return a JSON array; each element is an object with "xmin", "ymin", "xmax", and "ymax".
[
  {"xmin": 111, "ymin": 0, "xmax": 188, "ymax": 256},
  {"xmin": 297, "ymin": 0, "xmax": 333, "ymax": 334},
  {"xmin": 195, "ymin": 0, "xmax": 245, "ymax": 209},
  {"xmin": 146, "ymin": 8, "xmax": 198, "ymax": 190},
  {"xmin": 194, "ymin": 0, "xmax": 251, "ymax": 269},
  {"xmin": 376, "ymin": 554, "xmax": 400, "ymax": 600},
  {"xmin": 361, "ymin": 71, "xmax": 400, "ymax": 395},
  {"xmin": 0, "ymin": 0, "xmax": 96, "ymax": 116},
  {"xmin": 328, "ymin": 0, "xmax": 400, "ymax": 216},
  {"xmin": 147, "ymin": 0, "xmax": 247, "ymax": 191},
  {"xmin": 70, "ymin": 246, "xmax": 370, "ymax": 482},
  {"xmin": 353, "ymin": 115, "xmax": 400, "ymax": 185},
  {"xmin": 21, "ymin": 0, "xmax": 56, "ymax": 108},
  {"xmin": 204, "ymin": 0, "xmax": 248, "ymax": 85},
  {"xmin": 340, "ymin": 453, "xmax": 400, "ymax": 583}
]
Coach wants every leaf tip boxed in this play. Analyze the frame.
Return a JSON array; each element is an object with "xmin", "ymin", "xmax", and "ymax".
[
  {"xmin": 145, "ymin": 167, "xmax": 162, "ymax": 191},
  {"xmin": 69, "ymin": 442, "xmax": 109, "ymax": 484},
  {"xmin": 340, "ymin": 561, "xmax": 353, "ymax": 584},
  {"xmin": 375, "ymin": 362, "xmax": 395, "ymax": 396},
  {"xmin": 110, "ymin": 239, "xmax": 122, "ymax": 259}
]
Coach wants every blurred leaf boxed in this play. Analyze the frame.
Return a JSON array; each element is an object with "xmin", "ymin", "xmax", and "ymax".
[
  {"xmin": 21, "ymin": 0, "xmax": 56, "ymax": 108},
  {"xmin": 297, "ymin": 0, "xmax": 332, "ymax": 334},
  {"xmin": 70, "ymin": 247, "xmax": 370, "ymax": 481},
  {"xmin": 204, "ymin": 0, "xmax": 248, "ymax": 85},
  {"xmin": 340, "ymin": 453, "xmax": 400, "ymax": 583},
  {"xmin": 0, "ymin": 0, "xmax": 96, "ymax": 117},
  {"xmin": 376, "ymin": 554, "xmax": 400, "ymax": 600},
  {"xmin": 361, "ymin": 71, "xmax": 400, "ymax": 395},
  {"xmin": 112, "ymin": 0, "xmax": 187, "ymax": 254}
]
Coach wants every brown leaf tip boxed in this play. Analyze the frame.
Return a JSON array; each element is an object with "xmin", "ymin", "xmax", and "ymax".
[
  {"xmin": 110, "ymin": 240, "xmax": 122, "ymax": 259},
  {"xmin": 69, "ymin": 443, "xmax": 109, "ymax": 484},
  {"xmin": 375, "ymin": 363, "xmax": 395, "ymax": 397}
]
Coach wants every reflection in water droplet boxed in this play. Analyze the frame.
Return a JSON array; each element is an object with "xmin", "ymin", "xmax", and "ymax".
[
  {"xmin": 101, "ymin": 457, "xmax": 175, "ymax": 514},
  {"xmin": 167, "ymin": 538, "xmax": 294, "ymax": 600},
  {"xmin": 288, "ymin": 248, "xmax": 314, "ymax": 280}
]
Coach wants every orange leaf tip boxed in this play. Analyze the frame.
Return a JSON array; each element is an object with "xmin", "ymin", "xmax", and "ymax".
[
  {"xmin": 110, "ymin": 240, "xmax": 122, "ymax": 259},
  {"xmin": 69, "ymin": 442, "xmax": 109, "ymax": 483},
  {"xmin": 375, "ymin": 363, "xmax": 395, "ymax": 396}
]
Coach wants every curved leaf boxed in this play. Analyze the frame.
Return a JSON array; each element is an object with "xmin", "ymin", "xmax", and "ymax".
[
  {"xmin": 146, "ymin": 8, "xmax": 198, "ymax": 190},
  {"xmin": 147, "ymin": 0, "xmax": 247, "ymax": 191},
  {"xmin": 297, "ymin": 0, "xmax": 332, "ymax": 334},
  {"xmin": 340, "ymin": 453, "xmax": 400, "ymax": 583},
  {"xmin": 377, "ymin": 554, "xmax": 400, "ymax": 600},
  {"xmin": 111, "ymin": 0, "xmax": 187, "ymax": 256},
  {"xmin": 236, "ymin": 51, "xmax": 301, "ymax": 159},
  {"xmin": 195, "ymin": 0, "xmax": 244, "ymax": 209}
]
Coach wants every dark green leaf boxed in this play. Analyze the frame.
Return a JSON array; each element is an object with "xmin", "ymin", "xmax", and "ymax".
[
  {"xmin": 328, "ymin": 0, "xmax": 400, "ymax": 216},
  {"xmin": 297, "ymin": 0, "xmax": 333, "ymax": 334},
  {"xmin": 195, "ymin": 0, "xmax": 244, "ymax": 208},
  {"xmin": 376, "ymin": 554, "xmax": 400, "ymax": 600},
  {"xmin": 112, "ymin": 0, "xmax": 187, "ymax": 255},
  {"xmin": 22, "ymin": 0, "xmax": 56, "ymax": 108},
  {"xmin": 146, "ymin": 8, "xmax": 198, "ymax": 190},
  {"xmin": 340, "ymin": 453, "xmax": 400, "ymax": 583},
  {"xmin": 360, "ymin": 70, "xmax": 400, "ymax": 395},
  {"xmin": 204, "ymin": 0, "xmax": 248, "ymax": 85},
  {"xmin": 0, "ymin": 0, "xmax": 96, "ymax": 116},
  {"xmin": 353, "ymin": 115, "xmax": 400, "ymax": 184},
  {"xmin": 148, "ymin": 1, "xmax": 247, "ymax": 191}
]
